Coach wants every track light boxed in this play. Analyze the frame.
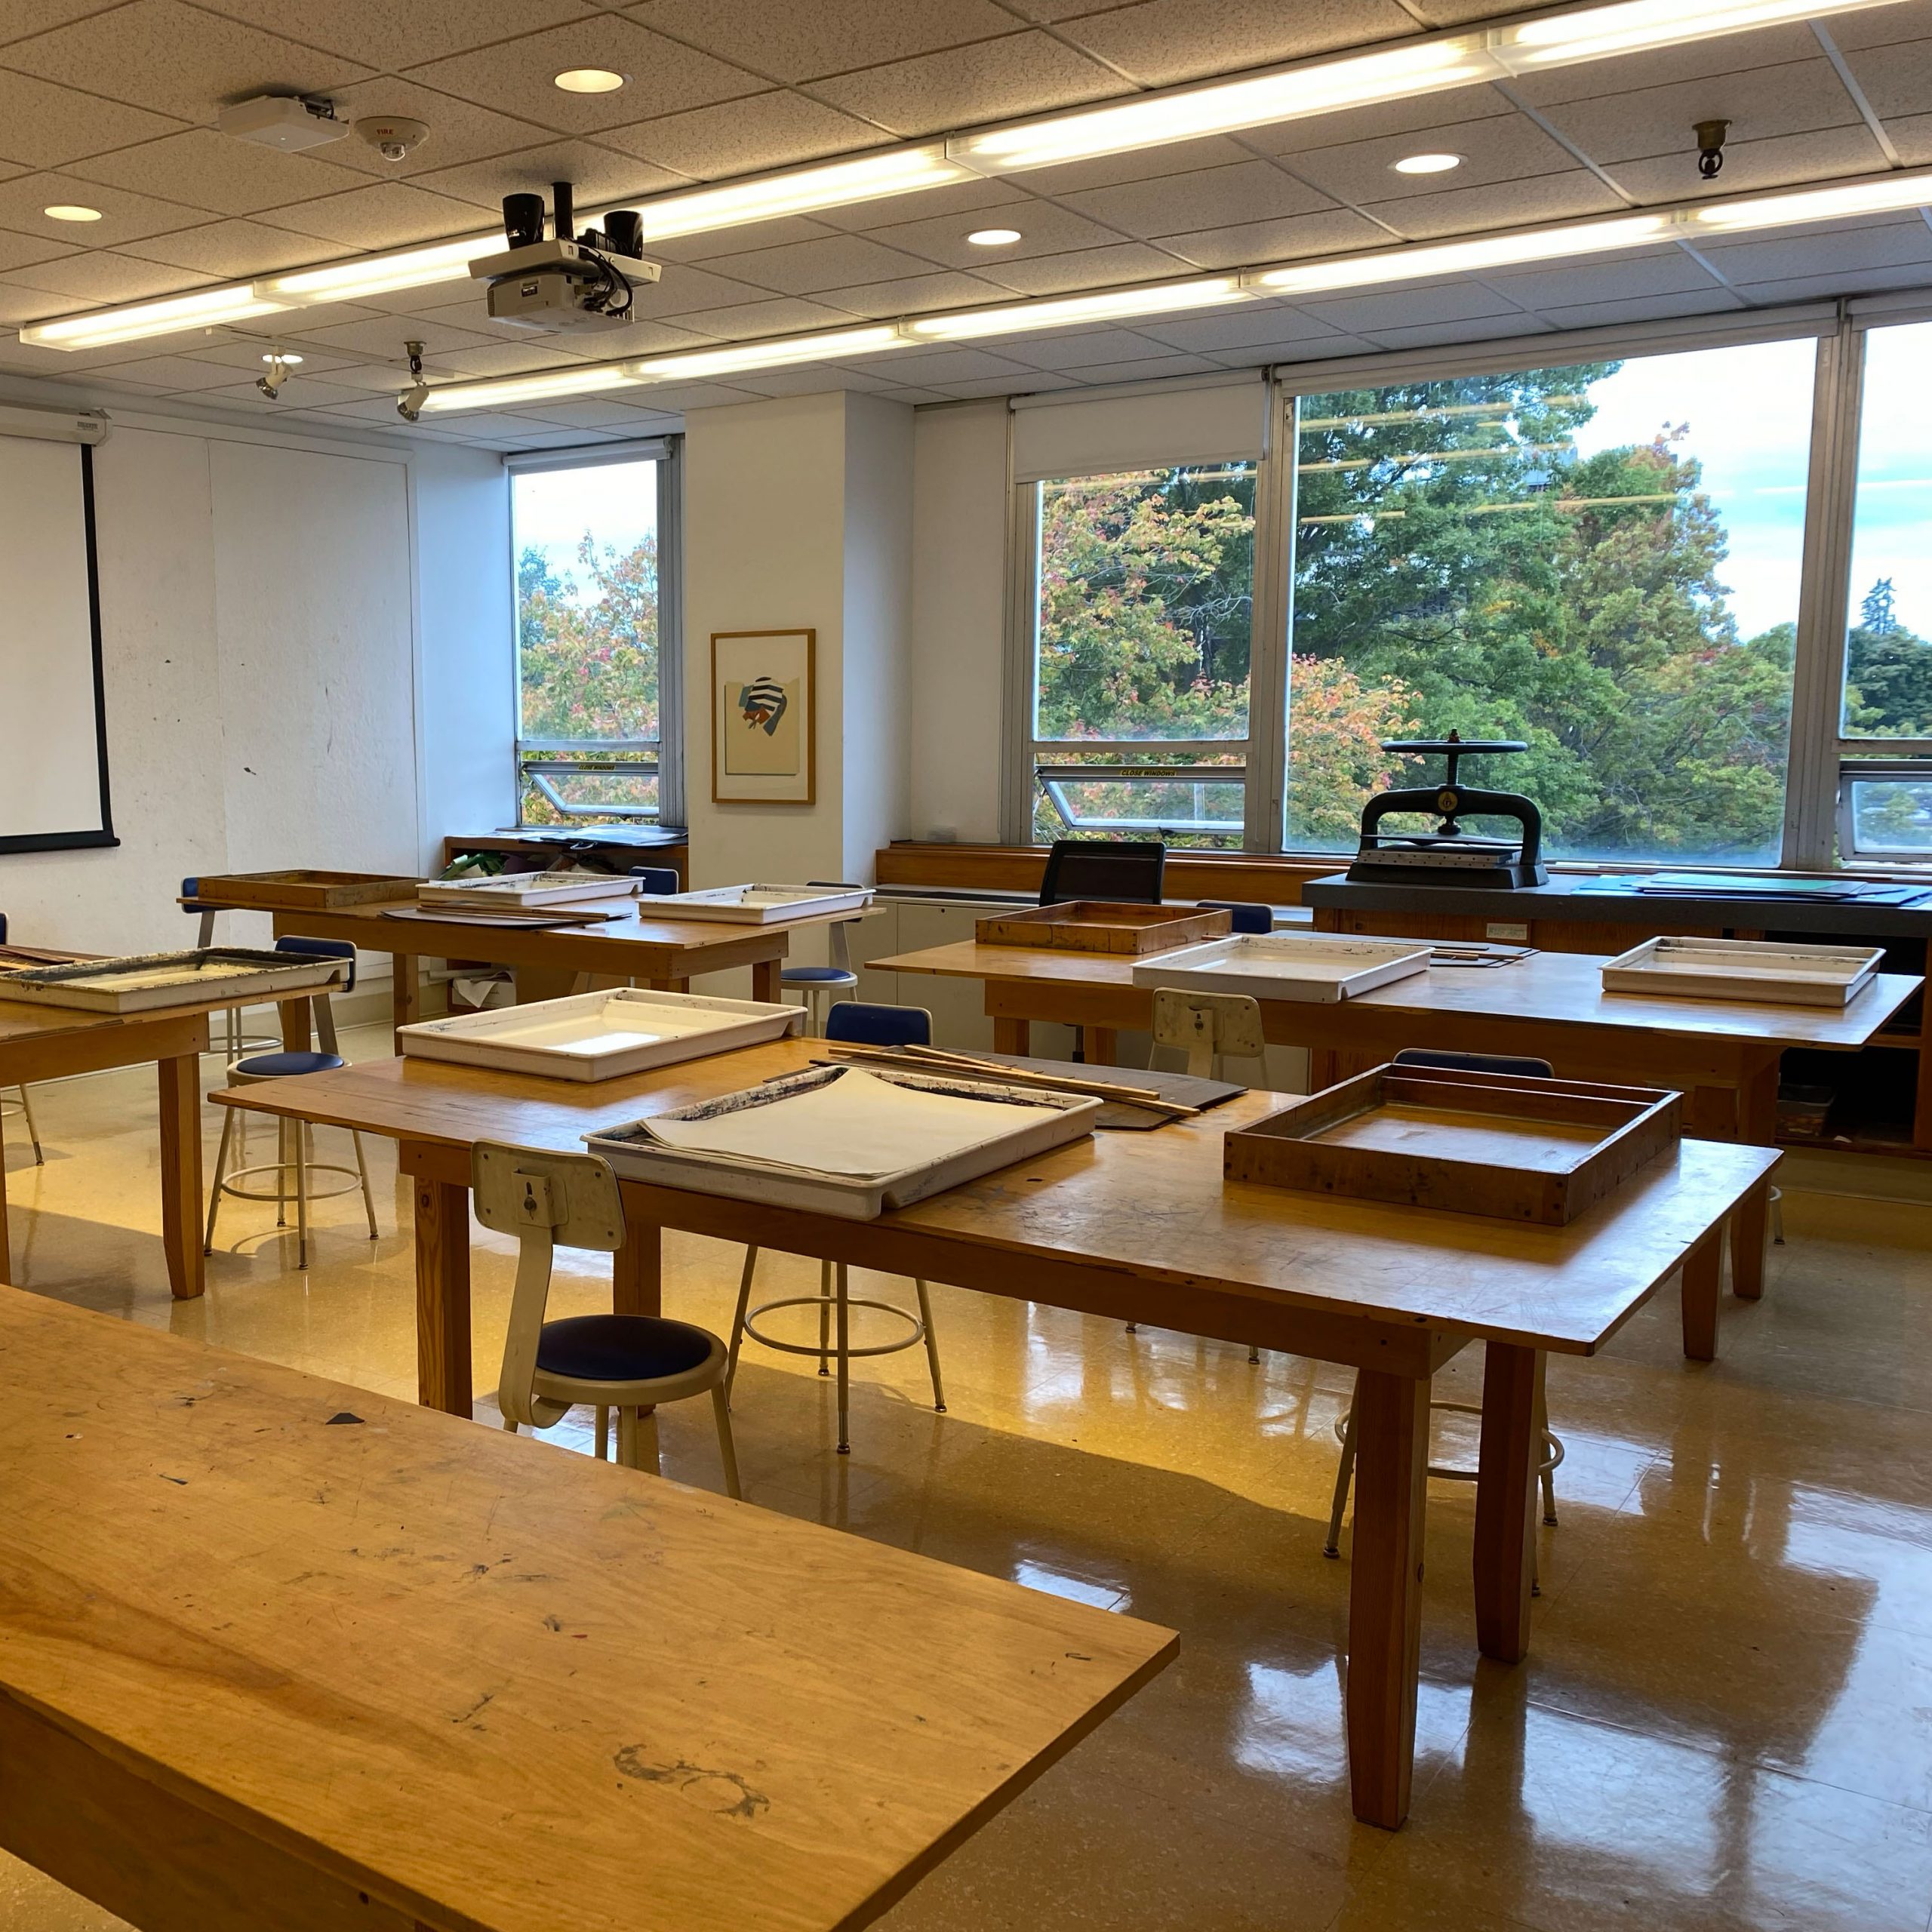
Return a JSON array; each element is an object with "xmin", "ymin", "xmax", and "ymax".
[
  {"xmin": 256, "ymin": 349, "xmax": 301, "ymax": 399},
  {"xmin": 397, "ymin": 341, "xmax": 429, "ymax": 423}
]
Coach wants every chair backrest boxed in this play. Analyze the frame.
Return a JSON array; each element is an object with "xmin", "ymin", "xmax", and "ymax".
[
  {"xmin": 180, "ymin": 876, "xmax": 199, "ymax": 903},
  {"xmin": 630, "ymin": 866, "xmax": 680, "ymax": 894},
  {"xmin": 472, "ymin": 1143, "xmax": 626, "ymax": 1431},
  {"xmin": 276, "ymin": 934, "xmax": 357, "ymax": 993},
  {"xmin": 1198, "ymin": 900, "xmax": 1271, "ymax": 934},
  {"xmin": 1150, "ymin": 988, "xmax": 1266, "ymax": 1079},
  {"xmin": 1392, "ymin": 1048, "xmax": 1554, "ymax": 1079},
  {"xmin": 1038, "ymin": 839, "xmax": 1165, "ymax": 906},
  {"xmin": 825, "ymin": 1001, "xmax": 932, "ymax": 1049}
]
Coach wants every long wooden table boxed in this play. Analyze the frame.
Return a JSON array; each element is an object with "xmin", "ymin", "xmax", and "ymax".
[
  {"xmin": 214, "ymin": 1039, "xmax": 1779, "ymax": 1829},
  {"xmin": 0, "ymin": 1288, "xmax": 1173, "ymax": 1932},
  {"xmin": 874, "ymin": 940, "xmax": 1919, "ymax": 1146},
  {"xmin": 0, "ymin": 984, "xmax": 325, "ymax": 1300}
]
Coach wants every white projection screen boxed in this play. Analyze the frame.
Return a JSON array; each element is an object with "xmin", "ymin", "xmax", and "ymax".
[{"xmin": 0, "ymin": 437, "xmax": 113, "ymax": 853}]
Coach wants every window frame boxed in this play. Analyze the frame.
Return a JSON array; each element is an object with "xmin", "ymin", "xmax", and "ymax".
[{"xmin": 506, "ymin": 435, "xmax": 684, "ymax": 830}]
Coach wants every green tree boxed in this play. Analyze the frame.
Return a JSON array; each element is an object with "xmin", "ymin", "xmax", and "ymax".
[{"xmin": 1844, "ymin": 577, "xmax": 1932, "ymax": 737}]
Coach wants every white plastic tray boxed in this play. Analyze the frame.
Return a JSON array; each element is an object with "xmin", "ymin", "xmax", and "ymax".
[
  {"xmin": 586, "ymin": 1064, "xmax": 1100, "ymax": 1219},
  {"xmin": 0, "ymin": 947, "xmax": 347, "ymax": 1014},
  {"xmin": 397, "ymin": 988, "xmax": 802, "ymax": 1081},
  {"xmin": 418, "ymin": 871, "xmax": 638, "ymax": 909},
  {"xmin": 649, "ymin": 883, "xmax": 873, "ymax": 924},
  {"xmin": 1600, "ymin": 936, "xmax": 1886, "ymax": 1008},
  {"xmin": 1130, "ymin": 932, "xmax": 1432, "ymax": 1003}
]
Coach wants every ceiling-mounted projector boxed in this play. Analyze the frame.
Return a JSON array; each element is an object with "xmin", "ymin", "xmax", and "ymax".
[
  {"xmin": 217, "ymin": 94, "xmax": 350, "ymax": 152},
  {"xmin": 469, "ymin": 182, "xmax": 659, "ymax": 335}
]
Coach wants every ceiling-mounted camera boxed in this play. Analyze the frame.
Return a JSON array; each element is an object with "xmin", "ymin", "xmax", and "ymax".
[{"xmin": 468, "ymin": 181, "xmax": 660, "ymax": 335}]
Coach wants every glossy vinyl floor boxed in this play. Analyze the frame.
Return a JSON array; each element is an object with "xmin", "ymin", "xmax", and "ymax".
[{"xmin": 5, "ymin": 1031, "xmax": 1932, "ymax": 1931}]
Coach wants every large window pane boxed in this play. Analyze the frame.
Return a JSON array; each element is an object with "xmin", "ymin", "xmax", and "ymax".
[
  {"xmin": 1843, "ymin": 321, "xmax": 1932, "ymax": 744},
  {"xmin": 513, "ymin": 457, "xmax": 662, "ymax": 826},
  {"xmin": 1285, "ymin": 341, "xmax": 1814, "ymax": 865}
]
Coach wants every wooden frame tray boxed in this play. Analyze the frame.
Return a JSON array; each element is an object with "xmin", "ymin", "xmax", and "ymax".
[
  {"xmin": 1224, "ymin": 1063, "xmax": 1682, "ymax": 1225},
  {"xmin": 648, "ymin": 884, "xmax": 873, "ymax": 924},
  {"xmin": 185, "ymin": 869, "xmax": 419, "ymax": 909},
  {"xmin": 0, "ymin": 947, "xmax": 348, "ymax": 1014},
  {"xmin": 398, "ymin": 988, "xmax": 802, "ymax": 1081},
  {"xmin": 976, "ymin": 900, "xmax": 1231, "ymax": 955},
  {"xmin": 1600, "ymin": 935, "xmax": 1885, "ymax": 1008},
  {"xmin": 1131, "ymin": 932, "xmax": 1431, "ymax": 1002}
]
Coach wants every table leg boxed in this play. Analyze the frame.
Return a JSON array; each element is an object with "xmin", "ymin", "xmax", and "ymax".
[
  {"xmin": 1473, "ymin": 1343, "xmax": 1540, "ymax": 1663},
  {"xmin": 1309, "ymin": 1048, "xmax": 1340, "ymax": 1094},
  {"xmin": 414, "ymin": 1176, "xmax": 472, "ymax": 1417},
  {"xmin": 279, "ymin": 998, "xmax": 312, "ymax": 1054},
  {"xmin": 1737, "ymin": 1054, "xmax": 1780, "ymax": 1146},
  {"xmin": 156, "ymin": 1054, "xmax": 205, "ymax": 1301},
  {"xmin": 0, "ymin": 1146, "xmax": 11, "ymax": 1287},
  {"xmin": 391, "ymin": 953, "xmax": 420, "ymax": 1046},
  {"xmin": 614, "ymin": 1218, "xmax": 661, "ymax": 1318},
  {"xmin": 1730, "ymin": 1179, "xmax": 1770, "ymax": 1302},
  {"xmin": 751, "ymin": 958, "xmax": 782, "ymax": 1004},
  {"xmin": 1084, "ymin": 1027, "xmax": 1118, "ymax": 1066},
  {"xmin": 1680, "ymin": 1225, "xmax": 1722, "ymax": 1362},
  {"xmin": 993, "ymin": 1017, "xmax": 1031, "ymax": 1055},
  {"xmin": 1346, "ymin": 1368, "xmax": 1429, "ymax": 1829}
]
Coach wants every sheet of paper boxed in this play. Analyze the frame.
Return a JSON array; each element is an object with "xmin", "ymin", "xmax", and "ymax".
[{"xmin": 642, "ymin": 1069, "xmax": 1051, "ymax": 1178}]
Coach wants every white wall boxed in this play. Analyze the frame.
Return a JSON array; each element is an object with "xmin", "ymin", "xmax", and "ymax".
[{"xmin": 908, "ymin": 399, "xmax": 1008, "ymax": 844}]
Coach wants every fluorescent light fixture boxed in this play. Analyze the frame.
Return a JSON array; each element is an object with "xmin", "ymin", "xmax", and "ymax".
[
  {"xmin": 20, "ymin": 284, "xmax": 293, "ymax": 349},
  {"xmin": 1391, "ymin": 152, "xmax": 1462, "ymax": 174},
  {"xmin": 903, "ymin": 276, "xmax": 1251, "ymax": 339},
  {"xmin": 1692, "ymin": 168, "xmax": 1932, "ymax": 230},
  {"xmin": 1246, "ymin": 214, "xmax": 1670, "ymax": 294},
  {"xmin": 1490, "ymin": 0, "xmax": 1898, "ymax": 65},
  {"xmin": 968, "ymin": 227, "xmax": 1023, "ymax": 245},
  {"xmin": 625, "ymin": 146, "xmax": 971, "ymax": 242},
  {"xmin": 555, "ymin": 67, "xmax": 626, "ymax": 92},
  {"xmin": 415, "ymin": 363, "xmax": 645, "ymax": 414},
  {"xmin": 255, "ymin": 234, "xmax": 491, "ymax": 304},
  {"xmin": 629, "ymin": 325, "xmax": 905, "ymax": 383},
  {"xmin": 43, "ymin": 204, "xmax": 102, "ymax": 221}
]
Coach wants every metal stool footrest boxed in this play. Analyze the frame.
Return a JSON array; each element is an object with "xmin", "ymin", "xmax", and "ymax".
[
  {"xmin": 212, "ymin": 1159, "xmax": 367, "ymax": 1207},
  {"xmin": 1331, "ymin": 1398, "xmax": 1565, "ymax": 1485},
  {"xmin": 742, "ymin": 1294, "xmax": 924, "ymax": 1361}
]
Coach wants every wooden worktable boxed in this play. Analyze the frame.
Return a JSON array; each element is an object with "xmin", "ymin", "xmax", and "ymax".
[
  {"xmin": 214, "ymin": 1038, "xmax": 1778, "ymax": 1829},
  {"xmin": 874, "ymin": 940, "xmax": 1920, "ymax": 1146},
  {"xmin": 0, "ymin": 983, "xmax": 321, "ymax": 1300},
  {"xmin": 0, "ymin": 1288, "xmax": 1173, "ymax": 1932}
]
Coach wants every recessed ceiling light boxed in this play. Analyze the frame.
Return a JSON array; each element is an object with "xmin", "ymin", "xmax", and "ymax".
[
  {"xmin": 967, "ymin": 227, "xmax": 1023, "ymax": 245},
  {"xmin": 554, "ymin": 67, "xmax": 626, "ymax": 93},
  {"xmin": 260, "ymin": 349, "xmax": 303, "ymax": 365},
  {"xmin": 1391, "ymin": 152, "xmax": 1463, "ymax": 174},
  {"xmin": 43, "ymin": 204, "xmax": 102, "ymax": 221}
]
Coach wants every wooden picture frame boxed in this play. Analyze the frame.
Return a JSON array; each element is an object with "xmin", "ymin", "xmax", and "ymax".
[{"xmin": 711, "ymin": 628, "xmax": 816, "ymax": 806}]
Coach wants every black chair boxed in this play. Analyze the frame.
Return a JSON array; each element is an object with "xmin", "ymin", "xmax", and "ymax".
[
  {"xmin": 1392, "ymin": 1047, "xmax": 1554, "ymax": 1080},
  {"xmin": 629, "ymin": 866, "xmax": 680, "ymax": 894},
  {"xmin": 1038, "ymin": 839, "xmax": 1164, "ymax": 906}
]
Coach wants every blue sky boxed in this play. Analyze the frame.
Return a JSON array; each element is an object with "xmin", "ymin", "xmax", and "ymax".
[{"xmin": 512, "ymin": 457, "xmax": 657, "ymax": 603}]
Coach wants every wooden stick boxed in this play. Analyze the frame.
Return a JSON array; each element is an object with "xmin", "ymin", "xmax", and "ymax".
[{"xmin": 814, "ymin": 1043, "xmax": 1202, "ymax": 1118}]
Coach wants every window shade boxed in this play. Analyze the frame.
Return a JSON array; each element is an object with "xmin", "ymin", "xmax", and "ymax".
[{"xmin": 1011, "ymin": 375, "xmax": 1266, "ymax": 483}]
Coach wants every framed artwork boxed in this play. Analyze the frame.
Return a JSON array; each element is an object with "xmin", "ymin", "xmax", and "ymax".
[{"xmin": 712, "ymin": 628, "xmax": 816, "ymax": 805}]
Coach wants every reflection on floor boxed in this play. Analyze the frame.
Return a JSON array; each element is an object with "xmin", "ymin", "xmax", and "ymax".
[{"xmin": 6, "ymin": 1025, "xmax": 1932, "ymax": 1930}]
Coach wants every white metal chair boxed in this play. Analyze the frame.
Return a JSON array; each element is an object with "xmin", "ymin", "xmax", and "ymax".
[
  {"xmin": 727, "ymin": 1000, "xmax": 944, "ymax": 1455},
  {"xmin": 205, "ymin": 938, "xmax": 377, "ymax": 1270},
  {"xmin": 474, "ymin": 1140, "xmax": 740, "ymax": 1494},
  {"xmin": 1, "ymin": 1085, "xmax": 42, "ymax": 1166}
]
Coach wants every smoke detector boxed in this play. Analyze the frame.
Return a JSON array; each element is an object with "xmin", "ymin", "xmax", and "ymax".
[
  {"xmin": 217, "ymin": 94, "xmax": 349, "ymax": 152},
  {"xmin": 357, "ymin": 115, "xmax": 429, "ymax": 162}
]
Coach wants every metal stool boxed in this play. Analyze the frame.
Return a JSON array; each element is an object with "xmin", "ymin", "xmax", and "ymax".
[
  {"xmin": 182, "ymin": 876, "xmax": 278, "ymax": 1066},
  {"xmin": 1, "ymin": 1085, "xmax": 42, "ymax": 1165},
  {"xmin": 780, "ymin": 881, "xmax": 861, "ymax": 1034},
  {"xmin": 475, "ymin": 1141, "xmax": 740, "ymax": 1494},
  {"xmin": 205, "ymin": 937, "xmax": 377, "ymax": 1270},
  {"xmin": 727, "ymin": 1000, "xmax": 944, "ymax": 1454}
]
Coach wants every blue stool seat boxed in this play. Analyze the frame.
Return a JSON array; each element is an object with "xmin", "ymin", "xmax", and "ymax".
[
  {"xmin": 783, "ymin": 964, "xmax": 857, "ymax": 983},
  {"xmin": 537, "ymin": 1314, "xmax": 716, "ymax": 1383},
  {"xmin": 234, "ymin": 1050, "xmax": 346, "ymax": 1078}
]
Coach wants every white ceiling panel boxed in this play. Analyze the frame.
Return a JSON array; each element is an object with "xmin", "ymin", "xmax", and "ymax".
[
  {"xmin": 1137, "ymin": 301, "xmax": 1354, "ymax": 351},
  {"xmin": 1836, "ymin": 29, "xmax": 1932, "ymax": 119},
  {"xmin": 626, "ymin": 0, "xmax": 1020, "ymax": 86},
  {"xmin": 1054, "ymin": 352, "xmax": 1228, "ymax": 382},
  {"xmin": 859, "ymin": 195, "xmax": 1127, "ymax": 268},
  {"xmin": 699, "ymin": 229, "xmax": 946, "ymax": 294},
  {"xmin": 1360, "ymin": 311, "xmax": 1558, "ymax": 348},
  {"xmin": 1054, "ymin": 0, "xmax": 1417, "ymax": 87},
  {"xmin": 0, "ymin": 248, "xmax": 208, "ymax": 300},
  {"xmin": 1060, "ymin": 157, "xmax": 1337, "ymax": 238},
  {"xmin": 1363, "ymin": 169, "xmax": 1629, "ymax": 240},
  {"xmin": 1693, "ymin": 211, "xmax": 1932, "ymax": 284},
  {"xmin": 598, "ymin": 91, "xmax": 884, "ymax": 177},
  {"xmin": 291, "ymin": 312, "xmax": 503, "ymax": 357},
  {"xmin": 992, "ymin": 323, "xmax": 1176, "ymax": 367},
  {"xmin": 1275, "ymin": 109, "xmax": 1586, "ymax": 207},
  {"xmin": 804, "ymin": 266, "xmax": 1011, "ymax": 316},
  {"xmin": 116, "ymin": 217, "xmax": 345, "ymax": 275},
  {"xmin": 0, "ymin": 170, "xmax": 208, "ymax": 248},
  {"xmin": 265, "ymin": 178, "xmax": 497, "ymax": 249},
  {"xmin": 1504, "ymin": 23, "xmax": 1827, "ymax": 105},
  {"xmin": 1533, "ymin": 285, "xmax": 1746, "ymax": 329},
  {"xmin": 413, "ymin": 143, "xmax": 688, "ymax": 215},
  {"xmin": 0, "ymin": 65, "xmax": 185, "ymax": 170},
  {"xmin": 191, "ymin": 0, "xmax": 600, "ymax": 69},
  {"xmin": 66, "ymin": 127, "xmax": 362, "ymax": 216},
  {"xmin": 1603, "ymin": 123, "xmax": 1890, "ymax": 202},
  {"xmin": 969, "ymin": 238, "xmax": 1193, "ymax": 293},
  {"xmin": 654, "ymin": 292, "xmax": 862, "ymax": 337},
  {"xmin": 1481, "ymin": 244, "xmax": 1724, "ymax": 308},
  {"xmin": 1295, "ymin": 275, "xmax": 1531, "ymax": 332},
  {"xmin": 807, "ymin": 31, "xmax": 1124, "ymax": 138},
  {"xmin": 318, "ymin": 77, "xmax": 561, "ymax": 182},
  {"xmin": 1157, "ymin": 206, "xmax": 1383, "ymax": 269}
]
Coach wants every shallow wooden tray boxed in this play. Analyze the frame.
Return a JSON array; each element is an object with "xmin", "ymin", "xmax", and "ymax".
[
  {"xmin": 977, "ymin": 900, "xmax": 1231, "ymax": 955},
  {"xmin": 1131, "ymin": 932, "xmax": 1431, "ymax": 1002},
  {"xmin": 186, "ymin": 869, "xmax": 419, "ymax": 909},
  {"xmin": 0, "ymin": 947, "xmax": 347, "ymax": 1014},
  {"xmin": 1224, "ymin": 1063, "xmax": 1682, "ymax": 1225},
  {"xmin": 1600, "ymin": 935, "xmax": 1885, "ymax": 1008}
]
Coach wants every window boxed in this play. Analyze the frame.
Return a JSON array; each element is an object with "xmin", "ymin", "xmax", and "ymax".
[
  {"xmin": 1284, "ymin": 341, "xmax": 1816, "ymax": 866},
  {"xmin": 1026, "ymin": 461, "xmax": 1260, "ymax": 850},
  {"xmin": 1838, "ymin": 318, "xmax": 1932, "ymax": 860},
  {"xmin": 512, "ymin": 445, "xmax": 678, "ymax": 826}
]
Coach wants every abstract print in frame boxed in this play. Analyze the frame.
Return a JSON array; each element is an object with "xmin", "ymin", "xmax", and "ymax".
[{"xmin": 712, "ymin": 628, "xmax": 815, "ymax": 804}]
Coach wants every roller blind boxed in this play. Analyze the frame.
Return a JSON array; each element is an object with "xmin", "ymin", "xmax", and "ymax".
[{"xmin": 1011, "ymin": 374, "xmax": 1266, "ymax": 482}]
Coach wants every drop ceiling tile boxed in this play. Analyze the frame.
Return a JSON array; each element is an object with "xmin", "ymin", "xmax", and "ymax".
[
  {"xmin": 971, "ymin": 238, "xmax": 1189, "ymax": 293},
  {"xmin": 1728, "ymin": 257, "xmax": 1932, "ymax": 302},
  {"xmin": 654, "ymin": 291, "xmax": 860, "ymax": 335},
  {"xmin": 1218, "ymin": 329, "xmax": 1377, "ymax": 361},
  {"xmin": 715, "ymin": 361, "xmax": 904, "ymax": 396},
  {"xmin": 867, "ymin": 383, "xmax": 950, "ymax": 402},
  {"xmin": 1694, "ymin": 211, "xmax": 1932, "ymax": 283},
  {"xmin": 646, "ymin": 214, "xmax": 840, "ymax": 261},
  {"xmin": 344, "ymin": 278, "xmax": 497, "ymax": 318},
  {"xmin": 1296, "ymin": 275, "xmax": 1528, "ymax": 332},
  {"xmin": 432, "ymin": 335, "xmax": 638, "ymax": 375},
  {"xmin": 989, "ymin": 322, "xmax": 1170, "ymax": 366},
  {"xmin": 1604, "ymin": 124, "xmax": 1889, "ymax": 203},
  {"xmin": 182, "ymin": 336, "xmax": 368, "ymax": 374},
  {"xmin": 1888, "ymin": 112, "xmax": 1932, "ymax": 165},
  {"xmin": 505, "ymin": 394, "xmax": 675, "ymax": 428},
  {"xmin": 1057, "ymin": 0, "xmax": 1416, "ymax": 87},
  {"xmin": 1242, "ymin": 85, "xmax": 1521, "ymax": 158},
  {"xmin": 820, "ymin": 175, "xmax": 1029, "ymax": 232},
  {"xmin": 809, "ymin": 31, "xmax": 1123, "ymax": 139},
  {"xmin": 118, "ymin": 217, "xmax": 321, "ymax": 275},
  {"xmin": 0, "ymin": 0, "xmax": 372, "ymax": 124},
  {"xmin": 192, "ymin": 0, "xmax": 599, "ymax": 68},
  {"xmin": 626, "ymin": 0, "xmax": 1017, "ymax": 84},
  {"xmin": 0, "ymin": 248, "xmax": 206, "ymax": 300},
  {"xmin": 807, "ymin": 266, "xmax": 1011, "ymax": 316},
  {"xmin": 598, "ymin": 90, "xmax": 882, "ymax": 177},
  {"xmin": 413, "ymin": 143, "xmax": 688, "ymax": 214},
  {"xmin": 1358, "ymin": 312, "xmax": 1555, "ymax": 349},
  {"xmin": 1824, "ymin": 0, "xmax": 1932, "ymax": 50},
  {"xmin": 0, "ymin": 2, "xmax": 125, "ymax": 47},
  {"xmin": 0, "ymin": 68, "xmax": 186, "ymax": 170},
  {"xmin": 200, "ymin": 374, "xmax": 380, "ymax": 408},
  {"xmin": 535, "ymin": 313, "xmax": 712, "ymax": 355},
  {"xmin": 1005, "ymin": 134, "xmax": 1258, "ymax": 196},
  {"xmin": 404, "ymin": 19, "xmax": 764, "ymax": 135},
  {"xmin": 47, "ymin": 348, "xmax": 241, "ymax": 388},
  {"xmin": 0, "ymin": 223, "xmax": 75, "ymax": 269},
  {"xmin": 983, "ymin": 0, "xmax": 1138, "ymax": 21},
  {"xmin": 0, "ymin": 276, "xmax": 65, "ymax": 319},
  {"xmin": 294, "ymin": 312, "xmax": 503, "ymax": 356},
  {"xmin": 881, "ymin": 343, "xmax": 1038, "ymax": 383},
  {"xmin": 0, "ymin": 173, "xmax": 209, "ymax": 253},
  {"xmin": 1158, "ymin": 205, "xmax": 1385, "ymax": 269},
  {"xmin": 316, "ymin": 79, "xmax": 560, "ymax": 183},
  {"xmin": 1057, "ymin": 352, "xmax": 1226, "ymax": 382},
  {"xmin": 1137, "ymin": 301, "xmax": 1349, "ymax": 351},
  {"xmin": 620, "ymin": 260, "xmax": 764, "ymax": 315},
  {"xmin": 1504, "ymin": 23, "xmax": 1828, "ymax": 106},
  {"xmin": 699, "ymin": 229, "xmax": 939, "ymax": 294},
  {"xmin": 1481, "ymin": 245, "xmax": 1721, "ymax": 309},
  {"xmin": 1838, "ymin": 32, "xmax": 1932, "ymax": 121},
  {"xmin": 266, "ymin": 178, "xmax": 495, "ymax": 248},
  {"xmin": 1364, "ymin": 171, "xmax": 1627, "ymax": 241},
  {"xmin": 1274, "ymin": 110, "xmax": 1582, "ymax": 207},
  {"xmin": 1063, "ymin": 158, "xmax": 1335, "ymax": 238},
  {"xmin": 614, "ymin": 378, "xmax": 763, "ymax": 408},
  {"xmin": 927, "ymin": 369, "xmax": 1082, "ymax": 396},
  {"xmin": 863, "ymin": 195, "xmax": 1128, "ymax": 266},
  {"xmin": 1532, "ymin": 286, "xmax": 1746, "ymax": 330},
  {"xmin": 68, "ymin": 128, "xmax": 362, "ymax": 216}
]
